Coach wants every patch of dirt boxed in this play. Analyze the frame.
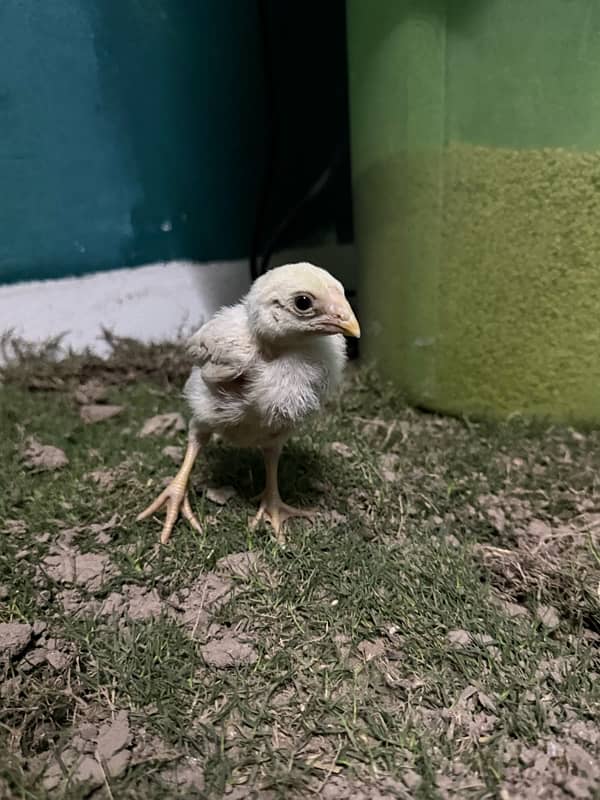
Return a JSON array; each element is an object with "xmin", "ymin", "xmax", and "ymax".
[
  {"xmin": 215, "ymin": 551, "xmax": 266, "ymax": 580},
  {"xmin": 0, "ymin": 623, "xmax": 33, "ymax": 659},
  {"xmin": 22, "ymin": 437, "xmax": 68, "ymax": 471},
  {"xmin": 318, "ymin": 775, "xmax": 408, "ymax": 800},
  {"xmin": 321, "ymin": 510, "xmax": 349, "ymax": 526},
  {"xmin": 51, "ymin": 560, "xmax": 255, "ymax": 636},
  {"xmin": 162, "ymin": 444, "xmax": 184, "ymax": 463},
  {"xmin": 56, "ymin": 589, "xmax": 100, "ymax": 617},
  {"xmin": 200, "ymin": 630, "xmax": 258, "ymax": 668},
  {"xmin": 378, "ymin": 452, "xmax": 401, "ymax": 483},
  {"xmin": 435, "ymin": 761, "xmax": 487, "ymax": 799},
  {"xmin": 40, "ymin": 547, "xmax": 118, "ymax": 592},
  {"xmin": 22, "ymin": 630, "xmax": 76, "ymax": 674},
  {"xmin": 3, "ymin": 519, "xmax": 27, "ymax": 535},
  {"xmin": 536, "ymin": 604, "xmax": 561, "ymax": 630},
  {"xmin": 501, "ymin": 734, "xmax": 600, "ymax": 800},
  {"xmin": 0, "ymin": 621, "xmax": 76, "ymax": 676},
  {"xmin": 0, "ymin": 331, "xmax": 191, "ymax": 389},
  {"xmin": 40, "ymin": 710, "xmax": 199, "ymax": 794},
  {"xmin": 85, "ymin": 463, "xmax": 141, "ymax": 496},
  {"xmin": 474, "ymin": 493, "xmax": 600, "ymax": 618},
  {"xmin": 99, "ymin": 584, "xmax": 167, "ymax": 622},
  {"xmin": 491, "ymin": 594, "xmax": 531, "ymax": 620},
  {"xmin": 43, "ymin": 711, "xmax": 132, "ymax": 791},
  {"xmin": 206, "ymin": 486, "xmax": 237, "ymax": 505},
  {"xmin": 168, "ymin": 573, "xmax": 235, "ymax": 636},
  {"xmin": 130, "ymin": 727, "xmax": 179, "ymax": 765},
  {"xmin": 47, "ymin": 514, "xmax": 120, "ymax": 548},
  {"xmin": 477, "ymin": 492, "xmax": 537, "ymax": 535},
  {"xmin": 446, "ymin": 629, "xmax": 494, "ymax": 649},
  {"xmin": 160, "ymin": 756, "xmax": 205, "ymax": 792},
  {"xmin": 139, "ymin": 412, "xmax": 185, "ymax": 437},
  {"xmin": 85, "ymin": 468, "xmax": 117, "ymax": 489},
  {"xmin": 410, "ymin": 685, "xmax": 498, "ymax": 748},
  {"xmin": 328, "ymin": 441, "xmax": 354, "ymax": 459},
  {"xmin": 357, "ymin": 638, "xmax": 386, "ymax": 662},
  {"xmin": 534, "ymin": 656, "xmax": 578, "ymax": 686},
  {"xmin": 73, "ymin": 379, "xmax": 108, "ymax": 405},
  {"xmin": 80, "ymin": 403, "xmax": 124, "ymax": 424}
]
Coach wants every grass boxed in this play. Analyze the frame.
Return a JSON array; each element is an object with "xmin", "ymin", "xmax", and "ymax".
[{"xmin": 0, "ymin": 340, "xmax": 599, "ymax": 799}]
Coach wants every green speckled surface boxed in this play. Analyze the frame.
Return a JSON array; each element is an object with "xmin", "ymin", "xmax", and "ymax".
[{"xmin": 354, "ymin": 145, "xmax": 600, "ymax": 422}]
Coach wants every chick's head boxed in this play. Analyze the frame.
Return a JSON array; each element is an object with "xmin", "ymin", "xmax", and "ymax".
[{"xmin": 245, "ymin": 262, "xmax": 360, "ymax": 343}]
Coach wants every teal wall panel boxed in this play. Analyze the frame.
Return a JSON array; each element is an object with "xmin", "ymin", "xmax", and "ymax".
[{"xmin": 0, "ymin": 1, "xmax": 264, "ymax": 283}]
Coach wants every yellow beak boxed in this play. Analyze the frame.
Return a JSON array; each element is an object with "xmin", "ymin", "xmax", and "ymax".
[
  {"xmin": 328, "ymin": 296, "xmax": 361, "ymax": 338},
  {"xmin": 337, "ymin": 311, "xmax": 361, "ymax": 338}
]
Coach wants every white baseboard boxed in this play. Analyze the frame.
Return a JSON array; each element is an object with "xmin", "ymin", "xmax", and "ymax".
[{"xmin": 0, "ymin": 246, "xmax": 356, "ymax": 359}]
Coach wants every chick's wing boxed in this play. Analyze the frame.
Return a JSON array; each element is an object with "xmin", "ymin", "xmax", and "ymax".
[{"xmin": 187, "ymin": 307, "xmax": 256, "ymax": 384}]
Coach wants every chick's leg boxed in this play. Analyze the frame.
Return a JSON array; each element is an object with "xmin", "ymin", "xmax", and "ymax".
[
  {"xmin": 251, "ymin": 444, "xmax": 315, "ymax": 541},
  {"xmin": 137, "ymin": 436, "xmax": 204, "ymax": 544}
]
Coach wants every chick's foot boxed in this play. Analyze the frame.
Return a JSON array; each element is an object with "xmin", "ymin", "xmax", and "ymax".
[
  {"xmin": 250, "ymin": 493, "xmax": 316, "ymax": 542},
  {"xmin": 137, "ymin": 481, "xmax": 201, "ymax": 544},
  {"xmin": 137, "ymin": 438, "xmax": 202, "ymax": 544}
]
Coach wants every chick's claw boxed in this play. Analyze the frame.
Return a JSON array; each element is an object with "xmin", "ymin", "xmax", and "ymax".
[
  {"xmin": 250, "ymin": 496, "xmax": 316, "ymax": 542},
  {"xmin": 137, "ymin": 480, "xmax": 202, "ymax": 544}
]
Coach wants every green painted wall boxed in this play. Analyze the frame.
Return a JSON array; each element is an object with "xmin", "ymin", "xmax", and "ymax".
[{"xmin": 348, "ymin": 0, "xmax": 600, "ymax": 424}]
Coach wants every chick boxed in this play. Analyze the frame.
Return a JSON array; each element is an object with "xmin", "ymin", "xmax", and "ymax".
[{"xmin": 137, "ymin": 262, "xmax": 360, "ymax": 543}]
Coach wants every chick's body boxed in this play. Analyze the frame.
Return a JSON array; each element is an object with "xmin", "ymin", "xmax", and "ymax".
[
  {"xmin": 137, "ymin": 262, "xmax": 359, "ymax": 543},
  {"xmin": 183, "ymin": 306, "xmax": 346, "ymax": 449}
]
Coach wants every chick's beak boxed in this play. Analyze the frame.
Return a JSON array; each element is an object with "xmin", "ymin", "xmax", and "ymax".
[{"xmin": 327, "ymin": 295, "xmax": 361, "ymax": 338}]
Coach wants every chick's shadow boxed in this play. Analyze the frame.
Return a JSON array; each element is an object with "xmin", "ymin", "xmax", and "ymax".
[{"xmin": 199, "ymin": 440, "xmax": 326, "ymax": 507}]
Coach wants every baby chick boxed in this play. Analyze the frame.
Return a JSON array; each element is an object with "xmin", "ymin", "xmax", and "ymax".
[{"xmin": 137, "ymin": 262, "xmax": 360, "ymax": 543}]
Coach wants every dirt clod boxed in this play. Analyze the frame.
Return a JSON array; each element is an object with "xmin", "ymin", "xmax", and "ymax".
[
  {"xmin": 43, "ymin": 711, "xmax": 132, "ymax": 790},
  {"xmin": 41, "ymin": 549, "xmax": 117, "ymax": 591},
  {"xmin": 100, "ymin": 585, "xmax": 166, "ymax": 621},
  {"xmin": 200, "ymin": 631, "xmax": 258, "ymax": 668},
  {"xmin": 96, "ymin": 711, "xmax": 131, "ymax": 761},
  {"xmin": 216, "ymin": 551, "xmax": 264, "ymax": 579},
  {"xmin": 168, "ymin": 573, "xmax": 234, "ymax": 635},
  {"xmin": 22, "ymin": 437, "xmax": 68, "ymax": 471},
  {"xmin": 319, "ymin": 775, "xmax": 407, "ymax": 800},
  {"xmin": 86, "ymin": 469, "xmax": 117, "ymax": 489},
  {"xmin": 74, "ymin": 379, "xmax": 108, "ymax": 405},
  {"xmin": 162, "ymin": 445, "xmax": 184, "ymax": 463},
  {"xmin": 80, "ymin": 404, "xmax": 124, "ymax": 423},
  {"xmin": 379, "ymin": 452, "xmax": 400, "ymax": 482},
  {"xmin": 0, "ymin": 622, "xmax": 32, "ymax": 659},
  {"xmin": 3, "ymin": 519, "xmax": 27, "ymax": 535},
  {"xmin": 492, "ymin": 596, "xmax": 531, "ymax": 620},
  {"xmin": 139, "ymin": 412, "xmax": 185, "ymax": 437},
  {"xmin": 502, "ymin": 736, "xmax": 600, "ymax": 800},
  {"xmin": 536, "ymin": 604, "xmax": 560, "ymax": 630},
  {"xmin": 45, "ymin": 649, "xmax": 72, "ymax": 671},
  {"xmin": 329, "ymin": 441, "xmax": 354, "ymax": 459},
  {"xmin": 357, "ymin": 638, "xmax": 386, "ymax": 661},
  {"xmin": 161, "ymin": 757, "xmax": 205, "ymax": 791},
  {"xmin": 206, "ymin": 486, "xmax": 237, "ymax": 505},
  {"xmin": 446, "ymin": 629, "xmax": 473, "ymax": 647}
]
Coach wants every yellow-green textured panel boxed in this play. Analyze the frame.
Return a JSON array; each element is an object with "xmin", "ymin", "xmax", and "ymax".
[{"xmin": 347, "ymin": 0, "xmax": 600, "ymax": 423}]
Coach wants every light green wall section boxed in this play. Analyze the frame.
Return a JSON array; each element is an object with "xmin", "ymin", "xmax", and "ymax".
[
  {"xmin": 348, "ymin": 2, "xmax": 447, "ymax": 400},
  {"xmin": 446, "ymin": 1, "xmax": 600, "ymax": 151},
  {"xmin": 348, "ymin": 0, "xmax": 600, "ymax": 423}
]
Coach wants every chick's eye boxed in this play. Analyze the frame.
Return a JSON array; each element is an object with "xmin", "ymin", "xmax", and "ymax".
[{"xmin": 294, "ymin": 294, "xmax": 313, "ymax": 312}]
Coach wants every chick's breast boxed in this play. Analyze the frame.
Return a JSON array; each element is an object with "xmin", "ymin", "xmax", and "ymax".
[
  {"xmin": 249, "ymin": 336, "xmax": 346, "ymax": 431},
  {"xmin": 184, "ymin": 307, "xmax": 346, "ymax": 448}
]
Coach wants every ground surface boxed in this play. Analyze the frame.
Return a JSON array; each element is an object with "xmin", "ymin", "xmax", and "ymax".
[{"xmin": 0, "ymin": 338, "xmax": 599, "ymax": 799}]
